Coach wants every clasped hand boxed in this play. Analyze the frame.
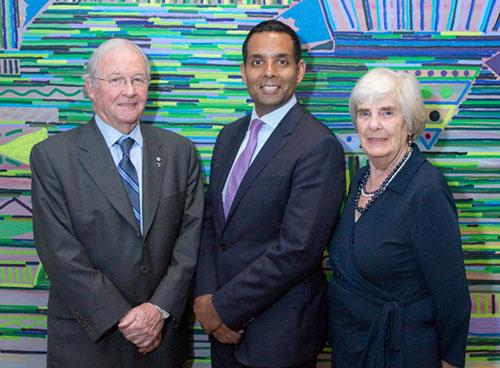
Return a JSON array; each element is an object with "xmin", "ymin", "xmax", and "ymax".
[{"xmin": 118, "ymin": 302, "xmax": 164, "ymax": 353}]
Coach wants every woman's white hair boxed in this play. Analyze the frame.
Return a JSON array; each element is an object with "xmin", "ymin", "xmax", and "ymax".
[
  {"xmin": 83, "ymin": 38, "xmax": 150, "ymax": 82},
  {"xmin": 349, "ymin": 68, "xmax": 427, "ymax": 141}
]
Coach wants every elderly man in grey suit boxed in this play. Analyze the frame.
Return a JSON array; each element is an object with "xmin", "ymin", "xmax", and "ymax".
[{"xmin": 30, "ymin": 38, "xmax": 204, "ymax": 368}]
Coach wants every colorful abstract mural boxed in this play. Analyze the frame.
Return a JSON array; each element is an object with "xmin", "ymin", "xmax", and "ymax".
[{"xmin": 0, "ymin": 0, "xmax": 499, "ymax": 367}]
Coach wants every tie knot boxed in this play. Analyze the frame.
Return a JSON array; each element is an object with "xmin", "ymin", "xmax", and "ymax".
[
  {"xmin": 250, "ymin": 118, "xmax": 264, "ymax": 133},
  {"xmin": 118, "ymin": 137, "xmax": 135, "ymax": 155}
]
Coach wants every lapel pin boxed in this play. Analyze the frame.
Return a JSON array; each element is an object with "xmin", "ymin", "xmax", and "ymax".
[{"xmin": 156, "ymin": 156, "xmax": 161, "ymax": 167}]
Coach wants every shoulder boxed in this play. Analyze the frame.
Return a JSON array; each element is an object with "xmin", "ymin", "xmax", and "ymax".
[
  {"xmin": 294, "ymin": 108, "xmax": 343, "ymax": 153},
  {"xmin": 31, "ymin": 123, "xmax": 87, "ymax": 158},
  {"xmin": 142, "ymin": 124, "xmax": 194, "ymax": 149},
  {"xmin": 218, "ymin": 115, "xmax": 249, "ymax": 135},
  {"xmin": 408, "ymin": 159, "xmax": 456, "ymax": 216},
  {"xmin": 412, "ymin": 159, "xmax": 449, "ymax": 192}
]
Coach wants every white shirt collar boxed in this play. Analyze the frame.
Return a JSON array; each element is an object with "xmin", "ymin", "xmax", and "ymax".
[
  {"xmin": 250, "ymin": 95, "xmax": 297, "ymax": 130},
  {"xmin": 94, "ymin": 114, "xmax": 143, "ymax": 149}
]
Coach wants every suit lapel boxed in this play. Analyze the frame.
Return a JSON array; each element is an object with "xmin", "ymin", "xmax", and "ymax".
[
  {"xmin": 224, "ymin": 103, "xmax": 305, "ymax": 224},
  {"xmin": 78, "ymin": 119, "xmax": 140, "ymax": 233},
  {"xmin": 214, "ymin": 117, "xmax": 249, "ymax": 230},
  {"xmin": 141, "ymin": 124, "xmax": 167, "ymax": 238}
]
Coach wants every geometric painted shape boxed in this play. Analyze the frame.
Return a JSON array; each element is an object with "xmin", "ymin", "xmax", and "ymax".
[
  {"xmin": 0, "ymin": 177, "xmax": 31, "ymax": 190},
  {"xmin": 0, "ymin": 197, "xmax": 32, "ymax": 216},
  {"xmin": 24, "ymin": 0, "xmax": 53, "ymax": 27},
  {"xmin": 0, "ymin": 107, "xmax": 59, "ymax": 123},
  {"xmin": 424, "ymin": 106, "xmax": 460, "ymax": 130},
  {"xmin": 418, "ymin": 128, "xmax": 441, "ymax": 150},
  {"xmin": 0, "ymin": 86, "xmax": 84, "ymax": 100},
  {"xmin": 278, "ymin": 0, "xmax": 335, "ymax": 51},
  {"xmin": 0, "ymin": 218, "xmax": 33, "ymax": 239},
  {"xmin": 0, "ymin": 0, "xmax": 21, "ymax": 49},
  {"xmin": 485, "ymin": 52, "xmax": 500, "ymax": 78},
  {"xmin": 34, "ymin": 265, "xmax": 50, "ymax": 289},
  {"xmin": 308, "ymin": 0, "xmax": 500, "ymax": 33},
  {"xmin": 12, "ymin": 231, "xmax": 34, "ymax": 240},
  {"xmin": 0, "ymin": 128, "xmax": 47, "ymax": 164},
  {"xmin": 420, "ymin": 81, "xmax": 473, "ymax": 105}
]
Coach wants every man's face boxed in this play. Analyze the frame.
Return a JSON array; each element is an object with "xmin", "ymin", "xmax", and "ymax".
[
  {"xmin": 241, "ymin": 31, "xmax": 305, "ymax": 117},
  {"xmin": 85, "ymin": 45, "xmax": 149, "ymax": 134}
]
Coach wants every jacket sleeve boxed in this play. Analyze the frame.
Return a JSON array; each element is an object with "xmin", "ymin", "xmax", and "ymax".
[
  {"xmin": 194, "ymin": 134, "xmax": 222, "ymax": 298},
  {"xmin": 213, "ymin": 134, "xmax": 346, "ymax": 329},
  {"xmin": 412, "ymin": 183, "xmax": 471, "ymax": 367},
  {"xmin": 150, "ymin": 141, "xmax": 204, "ymax": 326},
  {"xmin": 30, "ymin": 143, "xmax": 131, "ymax": 342}
]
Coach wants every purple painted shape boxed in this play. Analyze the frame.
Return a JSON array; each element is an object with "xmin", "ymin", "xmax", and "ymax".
[
  {"xmin": 469, "ymin": 317, "xmax": 500, "ymax": 334},
  {"xmin": 13, "ymin": 232, "xmax": 34, "ymax": 240},
  {"xmin": 0, "ymin": 197, "xmax": 32, "ymax": 216},
  {"xmin": 0, "ymin": 178, "xmax": 31, "ymax": 190},
  {"xmin": 486, "ymin": 52, "xmax": 500, "ymax": 77}
]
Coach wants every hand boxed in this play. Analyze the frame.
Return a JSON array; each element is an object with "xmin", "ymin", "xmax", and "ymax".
[
  {"xmin": 194, "ymin": 294, "xmax": 242, "ymax": 344},
  {"xmin": 212, "ymin": 323, "xmax": 242, "ymax": 344},
  {"xmin": 194, "ymin": 294, "xmax": 223, "ymax": 334},
  {"xmin": 442, "ymin": 361, "xmax": 457, "ymax": 368},
  {"xmin": 118, "ymin": 302, "xmax": 165, "ymax": 353}
]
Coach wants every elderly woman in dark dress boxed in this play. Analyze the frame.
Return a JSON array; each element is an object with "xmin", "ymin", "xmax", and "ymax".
[{"xmin": 328, "ymin": 68, "xmax": 471, "ymax": 368}]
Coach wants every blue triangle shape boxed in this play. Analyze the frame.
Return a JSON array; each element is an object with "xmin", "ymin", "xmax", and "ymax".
[{"xmin": 418, "ymin": 128, "xmax": 441, "ymax": 150}]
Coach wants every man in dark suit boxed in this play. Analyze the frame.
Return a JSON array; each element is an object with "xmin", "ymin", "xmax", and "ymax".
[
  {"xmin": 30, "ymin": 38, "xmax": 204, "ymax": 367},
  {"xmin": 194, "ymin": 20, "xmax": 346, "ymax": 367}
]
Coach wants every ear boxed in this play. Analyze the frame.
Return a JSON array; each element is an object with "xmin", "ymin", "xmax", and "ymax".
[
  {"xmin": 240, "ymin": 63, "xmax": 248, "ymax": 86},
  {"xmin": 85, "ymin": 79, "xmax": 96, "ymax": 101},
  {"xmin": 296, "ymin": 59, "xmax": 306, "ymax": 84}
]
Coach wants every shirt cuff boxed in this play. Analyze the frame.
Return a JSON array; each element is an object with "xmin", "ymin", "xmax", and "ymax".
[{"xmin": 153, "ymin": 304, "xmax": 170, "ymax": 320}]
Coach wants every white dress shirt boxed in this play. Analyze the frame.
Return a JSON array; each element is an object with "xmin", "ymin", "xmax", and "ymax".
[{"xmin": 222, "ymin": 95, "xmax": 298, "ymax": 201}]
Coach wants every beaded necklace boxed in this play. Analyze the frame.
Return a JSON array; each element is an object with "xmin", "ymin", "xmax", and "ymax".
[{"xmin": 354, "ymin": 147, "xmax": 413, "ymax": 214}]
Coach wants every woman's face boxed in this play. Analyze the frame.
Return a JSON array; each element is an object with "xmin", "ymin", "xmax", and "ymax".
[{"xmin": 355, "ymin": 94, "xmax": 409, "ymax": 165}]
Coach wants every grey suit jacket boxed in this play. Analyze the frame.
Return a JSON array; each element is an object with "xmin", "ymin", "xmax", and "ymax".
[{"xmin": 30, "ymin": 119, "xmax": 204, "ymax": 368}]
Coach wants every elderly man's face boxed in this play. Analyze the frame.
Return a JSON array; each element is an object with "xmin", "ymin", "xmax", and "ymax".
[{"xmin": 86, "ymin": 45, "xmax": 148, "ymax": 134}]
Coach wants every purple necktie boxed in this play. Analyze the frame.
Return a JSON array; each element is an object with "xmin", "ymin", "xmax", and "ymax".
[{"xmin": 224, "ymin": 118, "xmax": 264, "ymax": 219}]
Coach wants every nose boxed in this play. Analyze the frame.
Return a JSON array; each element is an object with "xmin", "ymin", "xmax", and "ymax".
[
  {"xmin": 122, "ymin": 78, "xmax": 136, "ymax": 96},
  {"xmin": 263, "ymin": 61, "xmax": 276, "ymax": 78},
  {"xmin": 367, "ymin": 113, "xmax": 382, "ymax": 131}
]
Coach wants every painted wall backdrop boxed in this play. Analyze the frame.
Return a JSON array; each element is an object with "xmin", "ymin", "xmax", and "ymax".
[{"xmin": 0, "ymin": 0, "xmax": 499, "ymax": 367}]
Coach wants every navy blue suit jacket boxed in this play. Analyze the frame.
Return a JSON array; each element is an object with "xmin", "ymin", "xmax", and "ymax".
[{"xmin": 196, "ymin": 103, "xmax": 345, "ymax": 367}]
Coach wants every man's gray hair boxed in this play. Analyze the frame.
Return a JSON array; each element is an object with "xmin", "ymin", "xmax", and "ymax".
[{"xmin": 83, "ymin": 38, "xmax": 150, "ymax": 82}]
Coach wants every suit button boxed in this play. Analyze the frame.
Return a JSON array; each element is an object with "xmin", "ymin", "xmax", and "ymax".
[
  {"xmin": 220, "ymin": 243, "xmax": 227, "ymax": 251},
  {"xmin": 73, "ymin": 312, "xmax": 81, "ymax": 318},
  {"xmin": 140, "ymin": 265, "xmax": 149, "ymax": 274}
]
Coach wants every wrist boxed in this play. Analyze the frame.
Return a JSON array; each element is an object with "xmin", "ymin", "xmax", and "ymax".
[{"xmin": 152, "ymin": 304, "xmax": 170, "ymax": 320}]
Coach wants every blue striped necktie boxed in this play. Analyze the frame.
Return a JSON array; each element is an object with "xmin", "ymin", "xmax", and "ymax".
[{"xmin": 117, "ymin": 136, "xmax": 141, "ymax": 228}]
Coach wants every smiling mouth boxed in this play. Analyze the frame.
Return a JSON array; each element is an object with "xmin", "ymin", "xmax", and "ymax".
[
  {"xmin": 118, "ymin": 102, "xmax": 137, "ymax": 107},
  {"xmin": 260, "ymin": 85, "xmax": 280, "ymax": 93}
]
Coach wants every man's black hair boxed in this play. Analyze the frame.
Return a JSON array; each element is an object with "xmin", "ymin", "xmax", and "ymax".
[{"xmin": 242, "ymin": 20, "xmax": 302, "ymax": 64}]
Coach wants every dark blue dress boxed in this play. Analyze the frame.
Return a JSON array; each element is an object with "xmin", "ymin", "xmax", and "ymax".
[{"xmin": 328, "ymin": 146, "xmax": 470, "ymax": 368}]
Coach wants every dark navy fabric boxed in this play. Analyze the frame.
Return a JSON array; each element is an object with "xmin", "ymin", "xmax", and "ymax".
[{"xmin": 328, "ymin": 145, "xmax": 470, "ymax": 368}]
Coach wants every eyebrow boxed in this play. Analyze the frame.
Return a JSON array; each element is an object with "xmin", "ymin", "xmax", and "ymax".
[{"xmin": 248, "ymin": 53, "xmax": 291, "ymax": 59}]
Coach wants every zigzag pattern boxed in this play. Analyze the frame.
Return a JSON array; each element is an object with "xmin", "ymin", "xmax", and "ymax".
[{"xmin": 0, "ymin": 88, "xmax": 82, "ymax": 97}]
